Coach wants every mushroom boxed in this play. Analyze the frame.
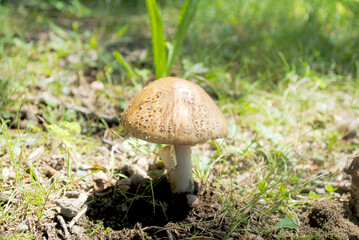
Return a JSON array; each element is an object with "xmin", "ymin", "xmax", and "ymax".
[{"xmin": 120, "ymin": 77, "xmax": 227, "ymax": 194}]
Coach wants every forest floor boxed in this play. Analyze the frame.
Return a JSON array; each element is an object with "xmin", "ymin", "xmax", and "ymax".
[{"xmin": 1, "ymin": 1, "xmax": 359, "ymax": 239}]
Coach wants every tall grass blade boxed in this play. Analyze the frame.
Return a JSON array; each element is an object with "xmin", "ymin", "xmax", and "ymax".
[
  {"xmin": 116, "ymin": 24, "xmax": 129, "ymax": 38},
  {"xmin": 166, "ymin": 0, "xmax": 200, "ymax": 76},
  {"xmin": 113, "ymin": 51, "xmax": 137, "ymax": 78},
  {"xmin": 146, "ymin": 0, "xmax": 166, "ymax": 79}
]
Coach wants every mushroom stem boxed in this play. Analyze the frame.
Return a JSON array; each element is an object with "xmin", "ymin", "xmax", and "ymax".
[
  {"xmin": 160, "ymin": 145, "xmax": 194, "ymax": 194},
  {"xmin": 171, "ymin": 145, "xmax": 194, "ymax": 193}
]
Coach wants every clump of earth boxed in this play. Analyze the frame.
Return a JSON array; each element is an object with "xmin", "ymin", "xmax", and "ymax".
[{"xmin": 300, "ymin": 198, "xmax": 359, "ymax": 240}]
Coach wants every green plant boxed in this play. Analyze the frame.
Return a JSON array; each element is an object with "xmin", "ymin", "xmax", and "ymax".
[
  {"xmin": 145, "ymin": 0, "xmax": 200, "ymax": 78},
  {"xmin": 0, "ymin": 118, "xmax": 24, "ymax": 186},
  {"xmin": 193, "ymin": 140, "xmax": 225, "ymax": 183},
  {"xmin": 0, "ymin": 79, "xmax": 12, "ymax": 117},
  {"xmin": 0, "ymin": 118, "xmax": 63, "ymax": 234}
]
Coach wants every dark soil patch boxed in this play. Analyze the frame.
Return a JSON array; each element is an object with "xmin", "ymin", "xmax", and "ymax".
[
  {"xmin": 86, "ymin": 177, "xmax": 235, "ymax": 239},
  {"xmin": 300, "ymin": 198, "xmax": 359, "ymax": 240},
  {"xmin": 86, "ymin": 177, "xmax": 193, "ymax": 229}
]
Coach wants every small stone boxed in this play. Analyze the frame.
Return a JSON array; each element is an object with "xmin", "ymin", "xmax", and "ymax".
[
  {"xmin": 66, "ymin": 191, "xmax": 80, "ymax": 198},
  {"xmin": 131, "ymin": 165, "xmax": 149, "ymax": 178},
  {"xmin": 186, "ymin": 194, "xmax": 200, "ymax": 208},
  {"xmin": 136, "ymin": 157, "xmax": 149, "ymax": 172},
  {"xmin": 120, "ymin": 203, "xmax": 128, "ymax": 212},
  {"xmin": 15, "ymin": 221, "xmax": 28, "ymax": 233},
  {"xmin": 119, "ymin": 178, "xmax": 131, "ymax": 185},
  {"xmin": 28, "ymin": 146, "xmax": 45, "ymax": 160},
  {"xmin": 43, "ymin": 165, "xmax": 58, "ymax": 178},
  {"xmin": 118, "ymin": 178, "xmax": 132, "ymax": 192},
  {"xmin": 130, "ymin": 174, "xmax": 145, "ymax": 188},
  {"xmin": 92, "ymin": 171, "xmax": 113, "ymax": 192},
  {"xmin": 39, "ymin": 92, "xmax": 59, "ymax": 107},
  {"xmin": 90, "ymin": 81, "xmax": 104, "ymax": 91},
  {"xmin": 55, "ymin": 200, "xmax": 80, "ymax": 218},
  {"xmin": 71, "ymin": 225, "xmax": 88, "ymax": 239},
  {"xmin": 2, "ymin": 168, "xmax": 10, "ymax": 180},
  {"xmin": 118, "ymin": 184, "xmax": 131, "ymax": 192},
  {"xmin": 236, "ymin": 172, "xmax": 251, "ymax": 185},
  {"xmin": 44, "ymin": 209, "xmax": 57, "ymax": 220},
  {"xmin": 55, "ymin": 192, "xmax": 88, "ymax": 218},
  {"xmin": 76, "ymin": 170, "xmax": 88, "ymax": 178},
  {"xmin": 78, "ymin": 180, "xmax": 88, "ymax": 190},
  {"xmin": 244, "ymin": 233, "xmax": 264, "ymax": 240}
]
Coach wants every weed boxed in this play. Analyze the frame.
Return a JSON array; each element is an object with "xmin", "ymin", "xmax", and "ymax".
[{"xmin": 145, "ymin": 0, "xmax": 200, "ymax": 78}]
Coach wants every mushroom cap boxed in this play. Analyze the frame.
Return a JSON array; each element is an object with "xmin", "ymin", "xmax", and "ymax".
[{"xmin": 120, "ymin": 77, "xmax": 227, "ymax": 145}]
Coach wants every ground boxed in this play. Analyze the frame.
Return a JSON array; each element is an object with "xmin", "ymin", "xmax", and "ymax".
[{"xmin": 1, "ymin": 1, "xmax": 359, "ymax": 239}]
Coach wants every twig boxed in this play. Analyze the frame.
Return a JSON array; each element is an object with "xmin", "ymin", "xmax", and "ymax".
[
  {"xmin": 141, "ymin": 226, "xmax": 166, "ymax": 231},
  {"xmin": 166, "ymin": 229, "xmax": 174, "ymax": 240},
  {"xmin": 68, "ymin": 205, "xmax": 88, "ymax": 229},
  {"xmin": 136, "ymin": 223, "xmax": 145, "ymax": 239},
  {"xmin": 56, "ymin": 215, "xmax": 71, "ymax": 239}
]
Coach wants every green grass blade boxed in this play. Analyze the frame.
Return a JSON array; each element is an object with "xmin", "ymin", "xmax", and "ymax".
[
  {"xmin": 116, "ymin": 24, "xmax": 129, "ymax": 38},
  {"xmin": 166, "ymin": 0, "xmax": 200, "ymax": 76},
  {"xmin": 113, "ymin": 51, "xmax": 137, "ymax": 78},
  {"xmin": 146, "ymin": 0, "xmax": 166, "ymax": 79}
]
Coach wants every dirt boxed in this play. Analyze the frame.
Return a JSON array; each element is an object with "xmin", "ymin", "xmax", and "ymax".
[
  {"xmin": 2, "ymin": 62, "xmax": 359, "ymax": 239},
  {"xmin": 29, "ymin": 176, "xmax": 237, "ymax": 239},
  {"xmin": 85, "ymin": 180, "xmax": 234, "ymax": 239},
  {"xmin": 299, "ymin": 198, "xmax": 359, "ymax": 240},
  {"xmin": 1, "ymin": 84, "xmax": 359, "ymax": 239}
]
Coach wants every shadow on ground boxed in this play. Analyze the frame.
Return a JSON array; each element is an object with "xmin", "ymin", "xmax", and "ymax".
[{"xmin": 86, "ymin": 176, "xmax": 193, "ymax": 230}]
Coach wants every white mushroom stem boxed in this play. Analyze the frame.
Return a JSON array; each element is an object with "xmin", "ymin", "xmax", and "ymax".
[{"xmin": 160, "ymin": 144, "xmax": 194, "ymax": 194}]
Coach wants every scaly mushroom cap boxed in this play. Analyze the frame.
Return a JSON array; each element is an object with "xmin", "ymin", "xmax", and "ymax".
[{"xmin": 120, "ymin": 77, "xmax": 227, "ymax": 145}]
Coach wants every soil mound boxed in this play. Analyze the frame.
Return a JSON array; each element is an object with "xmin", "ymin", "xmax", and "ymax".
[{"xmin": 300, "ymin": 198, "xmax": 359, "ymax": 240}]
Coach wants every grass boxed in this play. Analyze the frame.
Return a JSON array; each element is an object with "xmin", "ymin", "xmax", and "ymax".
[{"xmin": 0, "ymin": 0, "xmax": 359, "ymax": 238}]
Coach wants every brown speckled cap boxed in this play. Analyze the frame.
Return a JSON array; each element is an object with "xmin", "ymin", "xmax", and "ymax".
[{"xmin": 120, "ymin": 77, "xmax": 227, "ymax": 145}]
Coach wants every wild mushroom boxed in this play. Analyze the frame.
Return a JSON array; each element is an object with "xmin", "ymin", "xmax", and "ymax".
[{"xmin": 120, "ymin": 77, "xmax": 227, "ymax": 194}]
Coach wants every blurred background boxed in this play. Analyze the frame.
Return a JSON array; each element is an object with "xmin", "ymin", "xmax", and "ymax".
[{"xmin": 1, "ymin": 0, "xmax": 358, "ymax": 109}]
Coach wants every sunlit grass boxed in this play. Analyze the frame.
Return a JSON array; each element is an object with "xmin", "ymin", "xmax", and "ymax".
[{"xmin": 0, "ymin": 0, "xmax": 358, "ymax": 238}]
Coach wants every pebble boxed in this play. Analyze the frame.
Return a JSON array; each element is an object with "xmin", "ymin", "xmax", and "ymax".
[
  {"xmin": 118, "ymin": 178, "xmax": 131, "ymax": 192},
  {"xmin": 90, "ymin": 81, "xmax": 105, "ymax": 91},
  {"xmin": 136, "ymin": 157, "xmax": 149, "ymax": 172},
  {"xmin": 119, "ymin": 178, "xmax": 131, "ymax": 185},
  {"xmin": 130, "ymin": 174, "xmax": 145, "ymax": 188},
  {"xmin": 15, "ymin": 221, "xmax": 28, "ymax": 233},
  {"xmin": 2, "ymin": 168, "xmax": 10, "ymax": 180},
  {"xmin": 120, "ymin": 203, "xmax": 128, "ymax": 212},
  {"xmin": 92, "ymin": 171, "xmax": 114, "ymax": 192},
  {"xmin": 78, "ymin": 180, "xmax": 88, "ymax": 189},
  {"xmin": 43, "ymin": 165, "xmax": 58, "ymax": 178},
  {"xmin": 129, "ymin": 165, "xmax": 149, "ymax": 178},
  {"xmin": 44, "ymin": 209, "xmax": 57, "ymax": 220},
  {"xmin": 244, "ymin": 233, "xmax": 264, "ymax": 240},
  {"xmin": 186, "ymin": 194, "xmax": 200, "ymax": 208},
  {"xmin": 76, "ymin": 170, "xmax": 88, "ymax": 178},
  {"xmin": 66, "ymin": 191, "xmax": 81, "ymax": 198},
  {"xmin": 2, "ymin": 168, "xmax": 16, "ymax": 180},
  {"xmin": 28, "ymin": 146, "xmax": 45, "ymax": 160},
  {"xmin": 55, "ymin": 192, "xmax": 88, "ymax": 218},
  {"xmin": 39, "ymin": 92, "xmax": 60, "ymax": 106},
  {"xmin": 71, "ymin": 225, "xmax": 89, "ymax": 239}
]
